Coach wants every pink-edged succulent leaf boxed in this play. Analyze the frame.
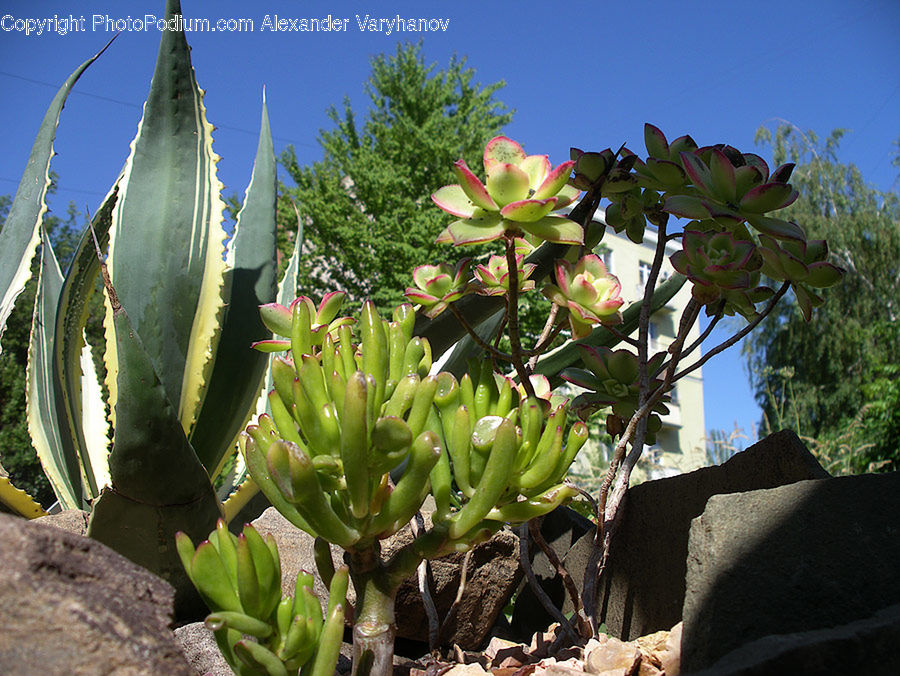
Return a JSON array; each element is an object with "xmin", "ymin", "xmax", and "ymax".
[
  {"xmin": 554, "ymin": 184, "xmax": 581, "ymax": 209},
  {"xmin": 315, "ymin": 291, "xmax": 347, "ymax": 326},
  {"xmin": 747, "ymin": 215, "xmax": 806, "ymax": 241},
  {"xmin": 432, "ymin": 184, "xmax": 476, "ymax": 218},
  {"xmin": 793, "ymin": 284, "xmax": 823, "ymax": 322},
  {"xmin": 663, "ymin": 194, "xmax": 710, "ymax": 220},
  {"xmin": 484, "ymin": 135, "xmax": 526, "ymax": 172},
  {"xmin": 742, "ymin": 153, "xmax": 770, "ymax": 183},
  {"xmin": 708, "ymin": 148, "xmax": 737, "ymax": 202},
  {"xmin": 259, "ymin": 302, "xmax": 293, "ymax": 337},
  {"xmin": 668, "ymin": 135, "xmax": 699, "ymax": 160},
  {"xmin": 533, "ymin": 160, "xmax": 576, "ymax": 200},
  {"xmin": 404, "ymin": 288, "xmax": 439, "ymax": 305},
  {"xmin": 739, "ymin": 182, "xmax": 799, "ymax": 214},
  {"xmin": 453, "ymin": 160, "xmax": 498, "ymax": 211},
  {"xmin": 500, "ymin": 198, "xmax": 558, "ymax": 223},
  {"xmin": 518, "ymin": 215, "xmax": 584, "ymax": 244},
  {"xmin": 606, "ymin": 349, "xmax": 639, "ymax": 384},
  {"xmin": 645, "ymin": 158, "xmax": 686, "ymax": 189},
  {"xmin": 486, "ymin": 162, "xmax": 531, "ymax": 207},
  {"xmin": 251, "ymin": 339, "xmax": 291, "ymax": 353},
  {"xmin": 644, "ymin": 123, "xmax": 669, "ymax": 159},
  {"xmin": 805, "ymin": 261, "xmax": 843, "ymax": 288},
  {"xmin": 413, "ymin": 264, "xmax": 444, "ymax": 290},
  {"xmin": 541, "ymin": 283, "xmax": 569, "ymax": 308},
  {"xmin": 703, "ymin": 201, "xmax": 745, "ymax": 227},
  {"xmin": 519, "ymin": 154, "xmax": 551, "ymax": 190},
  {"xmin": 680, "ymin": 151, "xmax": 715, "ymax": 195},
  {"xmin": 770, "ymin": 162, "xmax": 796, "ymax": 183},
  {"xmin": 734, "ymin": 164, "xmax": 765, "ymax": 197},
  {"xmin": 440, "ymin": 211, "xmax": 506, "ymax": 245}
]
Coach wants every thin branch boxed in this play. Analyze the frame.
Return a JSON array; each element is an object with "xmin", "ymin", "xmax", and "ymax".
[
  {"xmin": 448, "ymin": 302, "xmax": 513, "ymax": 362},
  {"xmin": 505, "ymin": 235, "xmax": 536, "ymax": 398},
  {"xmin": 601, "ymin": 323, "xmax": 641, "ymax": 349},
  {"xmin": 672, "ymin": 281, "xmax": 790, "ymax": 385},
  {"xmin": 528, "ymin": 518, "xmax": 591, "ymax": 638},
  {"xmin": 438, "ymin": 549, "xmax": 473, "ymax": 645},
  {"xmin": 517, "ymin": 523, "xmax": 580, "ymax": 644}
]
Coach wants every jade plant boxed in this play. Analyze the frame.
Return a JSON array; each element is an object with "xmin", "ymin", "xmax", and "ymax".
[
  {"xmin": 0, "ymin": 0, "xmax": 297, "ymax": 613},
  {"xmin": 177, "ymin": 521, "xmax": 346, "ymax": 676},
  {"xmin": 236, "ymin": 293, "xmax": 585, "ymax": 672}
]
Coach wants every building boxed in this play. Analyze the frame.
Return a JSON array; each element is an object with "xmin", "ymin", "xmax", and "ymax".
[{"xmin": 567, "ymin": 210, "xmax": 707, "ymax": 482}]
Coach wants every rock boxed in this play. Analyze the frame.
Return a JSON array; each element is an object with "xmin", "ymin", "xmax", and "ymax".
[
  {"xmin": 175, "ymin": 622, "xmax": 231, "ymax": 676},
  {"xmin": 684, "ymin": 602, "xmax": 900, "ymax": 676},
  {"xmin": 35, "ymin": 508, "xmax": 89, "ymax": 535},
  {"xmin": 578, "ymin": 430, "xmax": 829, "ymax": 641},
  {"xmin": 391, "ymin": 525, "xmax": 522, "ymax": 649},
  {"xmin": 0, "ymin": 513, "xmax": 193, "ymax": 675},
  {"xmin": 252, "ymin": 506, "xmax": 521, "ymax": 649},
  {"xmin": 584, "ymin": 634, "xmax": 641, "ymax": 675},
  {"xmin": 681, "ymin": 471, "xmax": 900, "ymax": 672}
]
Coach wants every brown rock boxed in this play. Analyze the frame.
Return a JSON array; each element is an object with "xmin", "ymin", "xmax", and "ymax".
[
  {"xmin": 34, "ymin": 508, "xmax": 89, "ymax": 535},
  {"xmin": 0, "ymin": 513, "xmax": 193, "ymax": 675}
]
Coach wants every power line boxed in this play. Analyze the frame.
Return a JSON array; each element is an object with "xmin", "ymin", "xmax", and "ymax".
[{"xmin": 0, "ymin": 70, "xmax": 318, "ymax": 149}]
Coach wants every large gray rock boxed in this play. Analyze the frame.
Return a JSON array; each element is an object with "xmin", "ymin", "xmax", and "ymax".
[
  {"xmin": 0, "ymin": 513, "xmax": 193, "ymax": 675},
  {"xmin": 685, "ymin": 602, "xmax": 900, "ymax": 675},
  {"xmin": 588, "ymin": 430, "xmax": 829, "ymax": 640},
  {"xmin": 681, "ymin": 472, "xmax": 900, "ymax": 672},
  {"xmin": 251, "ymin": 506, "xmax": 521, "ymax": 649}
]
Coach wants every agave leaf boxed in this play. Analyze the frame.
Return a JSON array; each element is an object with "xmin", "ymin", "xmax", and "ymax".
[
  {"xmin": 103, "ymin": 0, "xmax": 227, "ymax": 437},
  {"xmin": 25, "ymin": 228, "xmax": 82, "ymax": 510},
  {"xmin": 534, "ymin": 273, "xmax": 686, "ymax": 386},
  {"xmin": 88, "ymin": 276, "xmax": 222, "ymax": 616},
  {"xmin": 45, "ymin": 189, "xmax": 118, "ymax": 507},
  {"xmin": 190, "ymin": 97, "xmax": 278, "ymax": 476},
  {"xmin": 0, "ymin": 37, "xmax": 113, "ymax": 353},
  {"xmin": 0, "ymin": 463, "xmax": 47, "ymax": 518}
]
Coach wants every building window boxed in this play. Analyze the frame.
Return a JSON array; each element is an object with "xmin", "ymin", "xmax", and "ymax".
[
  {"xmin": 639, "ymin": 261, "xmax": 652, "ymax": 286},
  {"xmin": 597, "ymin": 245, "xmax": 613, "ymax": 273}
]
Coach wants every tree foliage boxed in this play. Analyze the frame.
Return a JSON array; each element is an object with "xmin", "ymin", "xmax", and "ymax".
[
  {"xmin": 744, "ymin": 124, "xmax": 900, "ymax": 472},
  {"xmin": 279, "ymin": 42, "xmax": 513, "ymax": 315}
]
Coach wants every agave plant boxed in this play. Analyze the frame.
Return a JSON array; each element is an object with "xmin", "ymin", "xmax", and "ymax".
[{"xmin": 0, "ymin": 0, "xmax": 298, "ymax": 614}]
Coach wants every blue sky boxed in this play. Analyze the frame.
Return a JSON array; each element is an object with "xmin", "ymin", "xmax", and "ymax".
[{"xmin": 2, "ymin": 0, "xmax": 899, "ymax": 449}]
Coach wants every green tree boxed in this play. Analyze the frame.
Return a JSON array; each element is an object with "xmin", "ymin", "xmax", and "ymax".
[
  {"xmin": 0, "ymin": 186, "xmax": 84, "ymax": 506},
  {"xmin": 744, "ymin": 124, "xmax": 900, "ymax": 472},
  {"xmin": 279, "ymin": 42, "xmax": 513, "ymax": 315}
]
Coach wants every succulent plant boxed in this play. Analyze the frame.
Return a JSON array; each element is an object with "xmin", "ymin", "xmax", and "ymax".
[
  {"xmin": 178, "ymin": 521, "xmax": 346, "ymax": 676},
  {"xmin": 670, "ymin": 229, "xmax": 775, "ymax": 318},
  {"xmin": 758, "ymin": 234, "xmax": 844, "ymax": 320},
  {"xmin": 542, "ymin": 255, "xmax": 625, "ymax": 338},
  {"xmin": 404, "ymin": 259, "xmax": 473, "ymax": 318},
  {"xmin": 238, "ymin": 295, "xmax": 586, "ymax": 669},
  {"xmin": 561, "ymin": 345, "xmax": 669, "ymax": 445},
  {"xmin": 473, "ymin": 253, "xmax": 537, "ymax": 297},
  {"xmin": 432, "ymin": 136, "xmax": 582, "ymax": 245}
]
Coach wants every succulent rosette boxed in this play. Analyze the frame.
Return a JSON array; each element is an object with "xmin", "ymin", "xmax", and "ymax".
[
  {"xmin": 670, "ymin": 229, "xmax": 774, "ymax": 318},
  {"xmin": 542, "ymin": 254, "xmax": 625, "ymax": 339},
  {"xmin": 432, "ymin": 136, "xmax": 583, "ymax": 246},
  {"xmin": 252, "ymin": 291, "xmax": 353, "ymax": 353},
  {"xmin": 474, "ymin": 253, "xmax": 537, "ymax": 296},
  {"xmin": 561, "ymin": 345, "xmax": 669, "ymax": 444},
  {"xmin": 404, "ymin": 258, "xmax": 473, "ymax": 318},
  {"xmin": 757, "ymin": 234, "xmax": 844, "ymax": 321}
]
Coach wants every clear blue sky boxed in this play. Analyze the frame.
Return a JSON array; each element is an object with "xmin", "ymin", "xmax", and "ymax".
[{"xmin": 2, "ymin": 0, "xmax": 899, "ymax": 448}]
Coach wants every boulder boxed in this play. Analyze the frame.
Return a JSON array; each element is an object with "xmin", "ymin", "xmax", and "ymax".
[
  {"xmin": 585, "ymin": 430, "xmax": 829, "ymax": 640},
  {"xmin": 0, "ymin": 513, "xmax": 193, "ymax": 675},
  {"xmin": 251, "ymin": 506, "xmax": 522, "ymax": 650},
  {"xmin": 684, "ymin": 602, "xmax": 900, "ymax": 675},
  {"xmin": 681, "ymin": 471, "xmax": 900, "ymax": 672}
]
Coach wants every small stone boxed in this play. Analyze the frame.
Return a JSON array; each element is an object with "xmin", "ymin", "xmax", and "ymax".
[
  {"xmin": 442, "ymin": 664, "xmax": 490, "ymax": 675},
  {"xmin": 584, "ymin": 635, "xmax": 641, "ymax": 675}
]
